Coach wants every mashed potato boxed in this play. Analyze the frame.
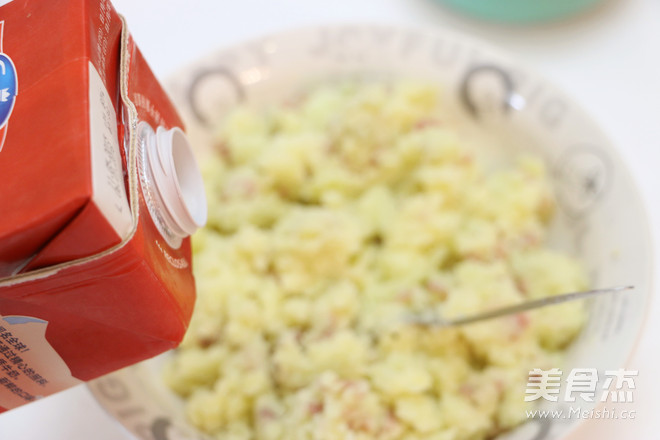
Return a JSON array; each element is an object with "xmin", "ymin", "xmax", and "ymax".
[{"xmin": 164, "ymin": 82, "xmax": 588, "ymax": 440}]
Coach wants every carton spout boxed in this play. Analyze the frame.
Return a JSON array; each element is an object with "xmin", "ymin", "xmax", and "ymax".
[{"xmin": 139, "ymin": 122, "xmax": 207, "ymax": 247}]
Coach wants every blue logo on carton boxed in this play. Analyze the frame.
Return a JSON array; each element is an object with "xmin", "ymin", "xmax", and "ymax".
[
  {"xmin": 0, "ymin": 20, "xmax": 17, "ymax": 152},
  {"xmin": 0, "ymin": 54, "xmax": 17, "ymax": 122}
]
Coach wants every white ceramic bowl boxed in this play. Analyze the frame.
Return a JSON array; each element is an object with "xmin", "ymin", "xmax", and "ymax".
[{"xmin": 88, "ymin": 24, "xmax": 653, "ymax": 440}]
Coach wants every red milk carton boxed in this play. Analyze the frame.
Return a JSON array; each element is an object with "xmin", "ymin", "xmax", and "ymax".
[{"xmin": 0, "ymin": 0, "xmax": 206, "ymax": 411}]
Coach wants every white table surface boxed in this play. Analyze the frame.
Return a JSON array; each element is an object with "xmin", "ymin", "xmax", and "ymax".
[{"xmin": 1, "ymin": 0, "xmax": 658, "ymax": 438}]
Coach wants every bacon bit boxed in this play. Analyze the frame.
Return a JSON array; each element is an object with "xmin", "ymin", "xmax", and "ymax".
[
  {"xmin": 538, "ymin": 196, "xmax": 554, "ymax": 218},
  {"xmin": 414, "ymin": 119, "xmax": 443, "ymax": 130},
  {"xmin": 265, "ymin": 264, "xmax": 282, "ymax": 286},
  {"xmin": 427, "ymin": 280, "xmax": 448, "ymax": 301},
  {"xmin": 377, "ymin": 409, "xmax": 399, "ymax": 434},
  {"xmin": 308, "ymin": 402, "xmax": 324, "ymax": 415},
  {"xmin": 493, "ymin": 243, "xmax": 507, "ymax": 259},
  {"xmin": 529, "ymin": 371, "xmax": 542, "ymax": 379},
  {"xmin": 515, "ymin": 313, "xmax": 530, "ymax": 330},
  {"xmin": 522, "ymin": 232, "xmax": 540, "ymax": 247},
  {"xmin": 241, "ymin": 180, "xmax": 257, "ymax": 198},
  {"xmin": 319, "ymin": 318, "xmax": 338, "ymax": 340},
  {"xmin": 223, "ymin": 178, "xmax": 258, "ymax": 200},
  {"xmin": 379, "ymin": 410, "xmax": 403, "ymax": 437},
  {"xmin": 347, "ymin": 417, "xmax": 372, "ymax": 432},
  {"xmin": 508, "ymin": 313, "xmax": 530, "ymax": 341},
  {"xmin": 396, "ymin": 289, "xmax": 414, "ymax": 304},
  {"xmin": 459, "ymin": 383, "xmax": 475, "ymax": 397},
  {"xmin": 283, "ymin": 95, "xmax": 304, "ymax": 108},
  {"xmin": 340, "ymin": 380, "xmax": 357, "ymax": 392},
  {"xmin": 197, "ymin": 336, "xmax": 217, "ymax": 349},
  {"xmin": 528, "ymin": 371, "xmax": 542, "ymax": 384},
  {"xmin": 368, "ymin": 155, "xmax": 381, "ymax": 167},
  {"xmin": 325, "ymin": 139, "xmax": 339, "ymax": 154},
  {"xmin": 276, "ymin": 186, "xmax": 290, "ymax": 199},
  {"xmin": 464, "ymin": 252, "xmax": 487, "ymax": 262},
  {"xmin": 459, "ymin": 383, "xmax": 480, "ymax": 405},
  {"xmin": 215, "ymin": 140, "xmax": 232, "ymax": 163},
  {"xmin": 386, "ymin": 408, "xmax": 396, "ymax": 419},
  {"xmin": 514, "ymin": 277, "xmax": 528, "ymax": 296},
  {"xmin": 489, "ymin": 426, "xmax": 508, "ymax": 438},
  {"xmin": 458, "ymin": 154, "xmax": 473, "ymax": 166},
  {"xmin": 259, "ymin": 408, "xmax": 277, "ymax": 420}
]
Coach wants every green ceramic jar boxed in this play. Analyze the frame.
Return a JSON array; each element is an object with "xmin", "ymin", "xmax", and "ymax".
[{"xmin": 439, "ymin": 0, "xmax": 605, "ymax": 22}]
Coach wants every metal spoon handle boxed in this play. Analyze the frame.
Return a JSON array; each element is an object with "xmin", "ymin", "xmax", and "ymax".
[{"xmin": 409, "ymin": 285, "xmax": 633, "ymax": 328}]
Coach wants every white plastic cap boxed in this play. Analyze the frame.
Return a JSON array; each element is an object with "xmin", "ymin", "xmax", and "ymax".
[{"xmin": 139, "ymin": 122, "xmax": 207, "ymax": 246}]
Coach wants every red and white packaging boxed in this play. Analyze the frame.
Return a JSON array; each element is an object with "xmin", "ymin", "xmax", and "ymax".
[{"xmin": 0, "ymin": 0, "xmax": 206, "ymax": 411}]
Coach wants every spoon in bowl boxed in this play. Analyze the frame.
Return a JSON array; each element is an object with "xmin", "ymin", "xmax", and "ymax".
[{"xmin": 405, "ymin": 285, "xmax": 633, "ymax": 328}]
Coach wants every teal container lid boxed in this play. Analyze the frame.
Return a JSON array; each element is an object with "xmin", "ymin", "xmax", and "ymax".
[{"xmin": 439, "ymin": 0, "xmax": 604, "ymax": 22}]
